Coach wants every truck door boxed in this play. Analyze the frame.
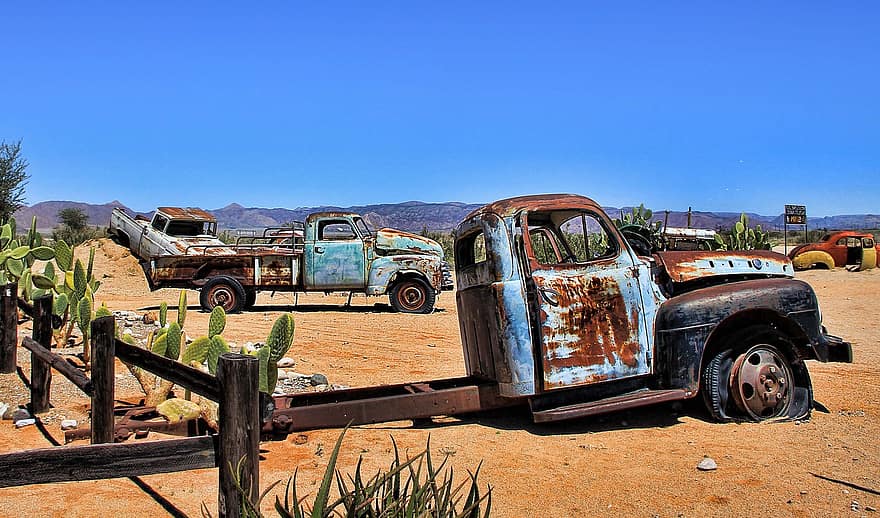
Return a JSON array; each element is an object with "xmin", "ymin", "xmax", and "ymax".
[
  {"xmin": 523, "ymin": 209, "xmax": 651, "ymax": 391},
  {"xmin": 305, "ymin": 218, "xmax": 367, "ymax": 290}
]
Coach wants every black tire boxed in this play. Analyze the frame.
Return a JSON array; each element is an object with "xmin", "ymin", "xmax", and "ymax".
[
  {"xmin": 199, "ymin": 276, "xmax": 246, "ymax": 313},
  {"xmin": 243, "ymin": 288, "xmax": 257, "ymax": 309},
  {"xmin": 389, "ymin": 277, "xmax": 435, "ymax": 314},
  {"xmin": 702, "ymin": 327, "xmax": 812, "ymax": 422}
]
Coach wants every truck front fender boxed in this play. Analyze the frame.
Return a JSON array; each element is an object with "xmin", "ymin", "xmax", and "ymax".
[
  {"xmin": 654, "ymin": 278, "xmax": 846, "ymax": 392},
  {"xmin": 367, "ymin": 255, "xmax": 444, "ymax": 295}
]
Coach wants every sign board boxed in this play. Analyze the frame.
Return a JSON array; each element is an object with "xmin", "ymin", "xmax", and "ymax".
[{"xmin": 785, "ymin": 204, "xmax": 807, "ymax": 225}]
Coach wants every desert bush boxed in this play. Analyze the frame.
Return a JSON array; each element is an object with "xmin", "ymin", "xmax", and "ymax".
[{"xmin": 213, "ymin": 427, "xmax": 492, "ymax": 518}]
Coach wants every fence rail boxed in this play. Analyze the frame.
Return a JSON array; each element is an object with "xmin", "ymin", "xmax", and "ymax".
[{"xmin": 0, "ymin": 290, "xmax": 260, "ymax": 518}]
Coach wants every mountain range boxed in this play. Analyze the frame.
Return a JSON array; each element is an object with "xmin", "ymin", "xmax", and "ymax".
[{"xmin": 14, "ymin": 200, "xmax": 880, "ymax": 234}]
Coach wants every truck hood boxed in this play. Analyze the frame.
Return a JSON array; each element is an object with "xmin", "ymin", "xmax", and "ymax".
[
  {"xmin": 655, "ymin": 250, "xmax": 793, "ymax": 284},
  {"xmin": 374, "ymin": 228, "xmax": 444, "ymax": 258}
]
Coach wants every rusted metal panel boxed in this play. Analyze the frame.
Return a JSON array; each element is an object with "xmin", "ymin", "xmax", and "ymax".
[
  {"xmin": 464, "ymin": 193, "xmax": 602, "ymax": 221},
  {"xmin": 455, "ymin": 211, "xmax": 537, "ymax": 397},
  {"xmin": 374, "ymin": 228, "xmax": 444, "ymax": 256},
  {"xmin": 656, "ymin": 250, "xmax": 793, "ymax": 284},
  {"xmin": 156, "ymin": 207, "xmax": 217, "ymax": 222},
  {"xmin": 532, "ymin": 265, "xmax": 651, "ymax": 389},
  {"xmin": 265, "ymin": 377, "xmax": 515, "ymax": 434},
  {"xmin": 367, "ymin": 255, "xmax": 444, "ymax": 294}
]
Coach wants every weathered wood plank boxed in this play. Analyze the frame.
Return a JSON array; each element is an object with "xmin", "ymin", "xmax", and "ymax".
[
  {"xmin": 217, "ymin": 353, "xmax": 260, "ymax": 518},
  {"xmin": 20, "ymin": 337, "xmax": 93, "ymax": 396},
  {"xmin": 115, "ymin": 338, "xmax": 220, "ymax": 402},
  {"xmin": 0, "ymin": 282, "xmax": 17, "ymax": 373},
  {"xmin": 0, "ymin": 436, "xmax": 217, "ymax": 487},
  {"xmin": 17, "ymin": 296, "xmax": 62, "ymax": 328},
  {"xmin": 91, "ymin": 316, "xmax": 116, "ymax": 444},
  {"xmin": 30, "ymin": 296, "xmax": 54, "ymax": 413}
]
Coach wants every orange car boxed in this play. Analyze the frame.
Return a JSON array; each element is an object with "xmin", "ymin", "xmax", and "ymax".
[{"xmin": 788, "ymin": 231, "xmax": 879, "ymax": 270}]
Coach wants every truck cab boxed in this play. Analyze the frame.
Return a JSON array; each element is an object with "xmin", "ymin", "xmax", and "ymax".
[{"xmin": 455, "ymin": 194, "xmax": 852, "ymax": 423}]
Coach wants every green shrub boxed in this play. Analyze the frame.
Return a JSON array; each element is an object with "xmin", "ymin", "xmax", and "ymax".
[{"xmin": 218, "ymin": 427, "xmax": 492, "ymax": 518}]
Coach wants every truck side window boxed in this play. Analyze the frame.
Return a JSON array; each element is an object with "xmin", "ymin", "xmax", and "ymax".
[
  {"xmin": 530, "ymin": 228, "xmax": 561, "ymax": 264},
  {"xmin": 527, "ymin": 211, "xmax": 616, "ymax": 265},
  {"xmin": 318, "ymin": 220, "xmax": 357, "ymax": 241}
]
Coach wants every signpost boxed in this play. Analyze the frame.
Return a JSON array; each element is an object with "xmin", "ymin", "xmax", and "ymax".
[{"xmin": 784, "ymin": 204, "xmax": 807, "ymax": 254}]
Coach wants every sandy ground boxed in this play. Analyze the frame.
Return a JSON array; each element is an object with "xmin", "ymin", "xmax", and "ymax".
[{"xmin": 0, "ymin": 239, "xmax": 877, "ymax": 517}]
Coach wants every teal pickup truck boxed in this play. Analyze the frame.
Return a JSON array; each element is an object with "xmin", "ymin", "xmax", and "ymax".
[{"xmin": 116, "ymin": 208, "xmax": 453, "ymax": 313}]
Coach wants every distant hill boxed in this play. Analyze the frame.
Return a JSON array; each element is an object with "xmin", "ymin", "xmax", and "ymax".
[{"xmin": 14, "ymin": 200, "xmax": 880, "ymax": 234}]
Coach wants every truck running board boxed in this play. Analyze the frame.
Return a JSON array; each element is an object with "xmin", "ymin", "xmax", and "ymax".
[{"xmin": 531, "ymin": 389, "xmax": 691, "ymax": 423}]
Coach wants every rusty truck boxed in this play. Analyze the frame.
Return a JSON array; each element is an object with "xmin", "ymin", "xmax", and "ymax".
[
  {"xmin": 263, "ymin": 194, "xmax": 852, "ymax": 435},
  {"xmin": 109, "ymin": 207, "xmax": 453, "ymax": 314}
]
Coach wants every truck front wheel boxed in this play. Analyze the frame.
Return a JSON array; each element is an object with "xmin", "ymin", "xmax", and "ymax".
[
  {"xmin": 200, "ymin": 276, "xmax": 246, "ymax": 313},
  {"xmin": 389, "ymin": 278, "xmax": 435, "ymax": 314},
  {"xmin": 702, "ymin": 327, "xmax": 811, "ymax": 422}
]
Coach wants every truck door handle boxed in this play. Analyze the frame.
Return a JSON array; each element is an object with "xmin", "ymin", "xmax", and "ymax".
[
  {"xmin": 315, "ymin": 246, "xmax": 324, "ymax": 254},
  {"xmin": 540, "ymin": 288, "xmax": 560, "ymax": 306}
]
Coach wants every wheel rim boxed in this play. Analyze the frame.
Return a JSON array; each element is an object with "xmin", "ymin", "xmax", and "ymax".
[
  {"xmin": 397, "ymin": 282, "xmax": 425, "ymax": 311},
  {"xmin": 729, "ymin": 345, "xmax": 793, "ymax": 419},
  {"xmin": 208, "ymin": 285, "xmax": 236, "ymax": 311}
]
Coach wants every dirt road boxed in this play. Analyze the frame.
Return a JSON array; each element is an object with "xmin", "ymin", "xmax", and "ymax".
[{"xmin": 0, "ymin": 240, "xmax": 877, "ymax": 517}]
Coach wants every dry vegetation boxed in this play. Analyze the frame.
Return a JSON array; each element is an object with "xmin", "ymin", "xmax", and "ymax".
[{"xmin": 0, "ymin": 238, "xmax": 877, "ymax": 517}]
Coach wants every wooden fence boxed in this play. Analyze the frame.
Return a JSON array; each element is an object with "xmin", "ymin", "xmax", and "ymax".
[{"xmin": 0, "ymin": 286, "xmax": 263, "ymax": 518}]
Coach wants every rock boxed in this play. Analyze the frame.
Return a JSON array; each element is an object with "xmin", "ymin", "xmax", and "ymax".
[
  {"xmin": 697, "ymin": 457, "xmax": 717, "ymax": 471},
  {"xmin": 11, "ymin": 408, "xmax": 32, "ymax": 423},
  {"xmin": 865, "ymin": 505, "xmax": 876, "ymax": 512},
  {"xmin": 851, "ymin": 501, "xmax": 860, "ymax": 512},
  {"xmin": 122, "ymin": 328, "xmax": 133, "ymax": 337},
  {"xmin": 60, "ymin": 419, "xmax": 78, "ymax": 430},
  {"xmin": 310, "ymin": 373, "xmax": 329, "ymax": 386},
  {"xmin": 143, "ymin": 312, "xmax": 157, "ymax": 324},
  {"xmin": 277, "ymin": 357, "xmax": 295, "ymax": 368},
  {"xmin": 0, "ymin": 402, "xmax": 9, "ymax": 419},
  {"xmin": 15, "ymin": 418, "xmax": 36, "ymax": 428}
]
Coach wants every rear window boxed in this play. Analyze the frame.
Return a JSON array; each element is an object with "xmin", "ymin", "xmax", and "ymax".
[{"xmin": 456, "ymin": 231, "xmax": 487, "ymax": 267}]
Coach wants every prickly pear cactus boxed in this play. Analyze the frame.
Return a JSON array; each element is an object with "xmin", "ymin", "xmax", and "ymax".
[
  {"xmin": 208, "ymin": 306, "xmax": 226, "ymax": 338},
  {"xmin": 165, "ymin": 322, "xmax": 182, "ymax": 361},
  {"xmin": 181, "ymin": 336, "xmax": 212, "ymax": 366},
  {"xmin": 159, "ymin": 302, "xmax": 168, "ymax": 328},
  {"xmin": 266, "ymin": 313, "xmax": 295, "ymax": 362},
  {"xmin": 156, "ymin": 398, "xmax": 201, "ymax": 423},
  {"xmin": 177, "ymin": 291, "xmax": 187, "ymax": 327},
  {"xmin": 206, "ymin": 335, "xmax": 230, "ymax": 375}
]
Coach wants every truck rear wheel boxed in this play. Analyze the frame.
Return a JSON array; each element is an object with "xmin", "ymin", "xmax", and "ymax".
[
  {"xmin": 200, "ymin": 276, "xmax": 246, "ymax": 313},
  {"xmin": 702, "ymin": 327, "xmax": 811, "ymax": 422},
  {"xmin": 390, "ymin": 278, "xmax": 435, "ymax": 314}
]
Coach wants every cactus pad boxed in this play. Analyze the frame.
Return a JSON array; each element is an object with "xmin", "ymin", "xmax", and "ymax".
[
  {"xmin": 208, "ymin": 306, "xmax": 226, "ymax": 338},
  {"xmin": 156, "ymin": 398, "xmax": 201, "ymax": 423}
]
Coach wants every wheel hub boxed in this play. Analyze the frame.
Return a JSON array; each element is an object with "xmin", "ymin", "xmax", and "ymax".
[
  {"xmin": 399, "ymin": 285, "xmax": 424, "ymax": 310},
  {"xmin": 729, "ymin": 345, "xmax": 793, "ymax": 419}
]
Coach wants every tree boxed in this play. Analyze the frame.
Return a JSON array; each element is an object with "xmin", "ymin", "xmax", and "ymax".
[
  {"xmin": 53, "ymin": 207, "xmax": 99, "ymax": 246},
  {"xmin": 57, "ymin": 207, "xmax": 89, "ymax": 232},
  {"xmin": 0, "ymin": 140, "xmax": 29, "ymax": 223}
]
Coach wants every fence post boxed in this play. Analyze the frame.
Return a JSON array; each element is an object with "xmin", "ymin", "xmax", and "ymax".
[
  {"xmin": 90, "ymin": 316, "xmax": 116, "ymax": 444},
  {"xmin": 217, "ymin": 353, "xmax": 260, "ymax": 518},
  {"xmin": 30, "ymin": 295, "xmax": 54, "ymax": 413},
  {"xmin": 0, "ymin": 281, "xmax": 18, "ymax": 374}
]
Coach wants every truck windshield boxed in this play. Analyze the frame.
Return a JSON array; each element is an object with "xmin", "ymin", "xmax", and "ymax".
[{"xmin": 353, "ymin": 217, "xmax": 373, "ymax": 238}]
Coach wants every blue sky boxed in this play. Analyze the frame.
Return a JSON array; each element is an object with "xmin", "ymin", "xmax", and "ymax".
[{"xmin": 1, "ymin": 2, "xmax": 877, "ymax": 216}]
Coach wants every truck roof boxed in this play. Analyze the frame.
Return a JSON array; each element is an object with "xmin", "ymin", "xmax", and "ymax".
[
  {"xmin": 465, "ymin": 193, "xmax": 602, "ymax": 220},
  {"xmin": 156, "ymin": 207, "xmax": 217, "ymax": 222}
]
